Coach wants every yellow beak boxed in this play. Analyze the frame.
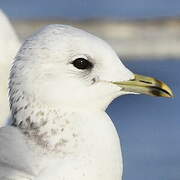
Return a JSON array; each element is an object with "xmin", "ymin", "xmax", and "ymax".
[{"xmin": 112, "ymin": 74, "xmax": 174, "ymax": 98}]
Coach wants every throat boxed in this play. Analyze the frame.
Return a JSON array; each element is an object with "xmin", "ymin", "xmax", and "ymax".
[{"xmin": 11, "ymin": 97, "xmax": 121, "ymax": 160}]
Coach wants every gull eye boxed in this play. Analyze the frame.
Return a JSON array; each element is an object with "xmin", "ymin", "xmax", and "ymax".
[{"xmin": 72, "ymin": 58, "xmax": 93, "ymax": 70}]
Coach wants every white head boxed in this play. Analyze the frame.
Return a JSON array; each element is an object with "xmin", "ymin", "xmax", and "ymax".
[
  {"xmin": 9, "ymin": 24, "xmax": 172, "ymax": 127},
  {"xmin": 9, "ymin": 24, "xmax": 134, "ymax": 113}
]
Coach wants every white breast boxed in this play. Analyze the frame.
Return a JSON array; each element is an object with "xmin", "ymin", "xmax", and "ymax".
[{"xmin": 31, "ymin": 111, "xmax": 123, "ymax": 180}]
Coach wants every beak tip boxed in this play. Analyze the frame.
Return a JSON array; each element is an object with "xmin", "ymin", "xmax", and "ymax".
[
  {"xmin": 163, "ymin": 85, "xmax": 174, "ymax": 98},
  {"xmin": 169, "ymin": 92, "xmax": 175, "ymax": 98}
]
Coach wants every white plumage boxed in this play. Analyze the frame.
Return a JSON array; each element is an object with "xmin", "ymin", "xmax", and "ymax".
[{"xmin": 0, "ymin": 10, "xmax": 20, "ymax": 126}]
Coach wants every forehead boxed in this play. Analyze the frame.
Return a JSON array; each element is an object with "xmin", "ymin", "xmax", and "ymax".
[{"xmin": 27, "ymin": 25, "xmax": 116, "ymax": 58}]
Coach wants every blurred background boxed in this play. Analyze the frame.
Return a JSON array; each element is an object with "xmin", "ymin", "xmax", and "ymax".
[{"xmin": 0, "ymin": 0, "xmax": 179, "ymax": 179}]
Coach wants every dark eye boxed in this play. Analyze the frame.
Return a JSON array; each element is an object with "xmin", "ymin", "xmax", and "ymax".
[{"xmin": 72, "ymin": 58, "xmax": 93, "ymax": 70}]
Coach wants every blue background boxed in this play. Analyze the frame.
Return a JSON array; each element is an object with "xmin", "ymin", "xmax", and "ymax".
[{"xmin": 1, "ymin": 0, "xmax": 180, "ymax": 19}]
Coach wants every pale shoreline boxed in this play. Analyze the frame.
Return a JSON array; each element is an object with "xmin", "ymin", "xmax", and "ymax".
[{"xmin": 12, "ymin": 18, "xmax": 180, "ymax": 59}]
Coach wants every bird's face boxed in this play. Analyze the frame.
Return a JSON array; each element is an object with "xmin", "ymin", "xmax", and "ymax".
[{"xmin": 13, "ymin": 25, "xmax": 173, "ymax": 111}]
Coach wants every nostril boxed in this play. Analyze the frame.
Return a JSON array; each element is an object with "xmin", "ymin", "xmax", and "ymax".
[
  {"xmin": 139, "ymin": 80, "xmax": 153, "ymax": 84},
  {"xmin": 92, "ymin": 78, "xmax": 96, "ymax": 84},
  {"xmin": 91, "ymin": 76, "xmax": 100, "ymax": 84}
]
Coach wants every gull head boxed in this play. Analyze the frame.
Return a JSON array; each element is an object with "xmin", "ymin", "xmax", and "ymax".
[{"xmin": 9, "ymin": 24, "xmax": 173, "ymax": 112}]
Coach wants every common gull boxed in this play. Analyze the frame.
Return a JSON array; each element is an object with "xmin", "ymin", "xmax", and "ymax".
[{"xmin": 0, "ymin": 24, "xmax": 173, "ymax": 180}]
